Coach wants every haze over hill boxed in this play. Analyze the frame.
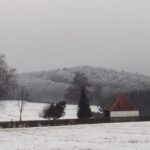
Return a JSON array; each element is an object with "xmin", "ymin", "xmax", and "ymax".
[
  {"xmin": 1, "ymin": 0, "xmax": 150, "ymax": 76},
  {"xmin": 17, "ymin": 66, "xmax": 150, "ymax": 105}
]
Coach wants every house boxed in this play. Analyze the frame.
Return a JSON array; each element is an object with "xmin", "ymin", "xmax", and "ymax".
[{"xmin": 103, "ymin": 94, "xmax": 139, "ymax": 118}]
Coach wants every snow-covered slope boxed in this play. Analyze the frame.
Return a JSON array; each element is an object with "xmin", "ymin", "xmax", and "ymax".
[
  {"xmin": 0, "ymin": 122, "xmax": 150, "ymax": 150},
  {"xmin": 0, "ymin": 101, "xmax": 98, "ymax": 122}
]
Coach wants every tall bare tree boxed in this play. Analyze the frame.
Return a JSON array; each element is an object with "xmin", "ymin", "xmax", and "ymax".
[
  {"xmin": 0, "ymin": 54, "xmax": 16, "ymax": 99},
  {"xmin": 16, "ymin": 86, "xmax": 29, "ymax": 122},
  {"xmin": 65, "ymin": 72, "xmax": 90, "ymax": 104}
]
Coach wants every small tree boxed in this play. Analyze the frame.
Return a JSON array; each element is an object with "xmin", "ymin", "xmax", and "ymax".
[
  {"xmin": 41, "ymin": 101, "xmax": 66, "ymax": 120},
  {"xmin": 41, "ymin": 103, "xmax": 55, "ymax": 120},
  {"xmin": 17, "ymin": 86, "xmax": 29, "ymax": 123},
  {"xmin": 54, "ymin": 101, "xmax": 66, "ymax": 119},
  {"xmin": 77, "ymin": 87, "xmax": 92, "ymax": 119}
]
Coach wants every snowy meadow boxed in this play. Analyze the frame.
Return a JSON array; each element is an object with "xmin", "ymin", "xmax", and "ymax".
[
  {"xmin": 0, "ymin": 122, "xmax": 150, "ymax": 150},
  {"xmin": 0, "ymin": 101, "xmax": 99, "ymax": 121},
  {"xmin": 0, "ymin": 101, "xmax": 150, "ymax": 150}
]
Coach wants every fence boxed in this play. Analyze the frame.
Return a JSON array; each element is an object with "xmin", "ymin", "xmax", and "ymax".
[{"xmin": 0, "ymin": 116, "xmax": 150, "ymax": 128}]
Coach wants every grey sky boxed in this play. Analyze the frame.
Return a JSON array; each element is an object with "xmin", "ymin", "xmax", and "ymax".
[{"xmin": 0, "ymin": 0, "xmax": 150, "ymax": 75}]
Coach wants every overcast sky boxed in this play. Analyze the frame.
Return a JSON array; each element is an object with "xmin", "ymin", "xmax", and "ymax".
[{"xmin": 0, "ymin": 0, "xmax": 150, "ymax": 75}]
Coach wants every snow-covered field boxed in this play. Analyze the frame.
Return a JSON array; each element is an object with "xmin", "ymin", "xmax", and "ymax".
[
  {"xmin": 0, "ymin": 101, "xmax": 99, "ymax": 121},
  {"xmin": 0, "ymin": 101, "xmax": 150, "ymax": 150},
  {"xmin": 0, "ymin": 122, "xmax": 150, "ymax": 150}
]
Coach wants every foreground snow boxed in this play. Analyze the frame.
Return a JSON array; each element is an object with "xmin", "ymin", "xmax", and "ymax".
[
  {"xmin": 0, "ymin": 101, "xmax": 99, "ymax": 121},
  {"xmin": 0, "ymin": 122, "xmax": 150, "ymax": 150}
]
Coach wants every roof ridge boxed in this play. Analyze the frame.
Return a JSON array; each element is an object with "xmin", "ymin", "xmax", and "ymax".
[{"xmin": 104, "ymin": 95, "xmax": 138, "ymax": 111}]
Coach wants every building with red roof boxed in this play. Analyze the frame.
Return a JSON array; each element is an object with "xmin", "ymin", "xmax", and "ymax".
[{"xmin": 103, "ymin": 94, "xmax": 139, "ymax": 118}]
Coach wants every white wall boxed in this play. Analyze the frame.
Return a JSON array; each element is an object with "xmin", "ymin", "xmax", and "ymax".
[{"xmin": 110, "ymin": 111, "xmax": 139, "ymax": 117}]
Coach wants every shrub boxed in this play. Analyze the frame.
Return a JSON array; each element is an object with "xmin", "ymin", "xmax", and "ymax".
[{"xmin": 41, "ymin": 101, "xmax": 66, "ymax": 120}]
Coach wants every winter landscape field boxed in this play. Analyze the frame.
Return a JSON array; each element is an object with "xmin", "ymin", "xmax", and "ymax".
[
  {"xmin": 1, "ymin": 0, "xmax": 150, "ymax": 149},
  {"xmin": 0, "ymin": 101, "xmax": 149, "ymax": 150},
  {"xmin": 0, "ymin": 101, "xmax": 99, "ymax": 121},
  {"xmin": 0, "ymin": 122, "xmax": 150, "ymax": 150}
]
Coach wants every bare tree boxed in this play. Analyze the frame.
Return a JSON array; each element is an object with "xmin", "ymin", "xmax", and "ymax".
[
  {"xmin": 0, "ymin": 54, "xmax": 16, "ymax": 99},
  {"xmin": 65, "ymin": 72, "xmax": 90, "ymax": 104},
  {"xmin": 16, "ymin": 86, "xmax": 29, "ymax": 122},
  {"xmin": 91, "ymin": 83, "xmax": 102, "ymax": 104}
]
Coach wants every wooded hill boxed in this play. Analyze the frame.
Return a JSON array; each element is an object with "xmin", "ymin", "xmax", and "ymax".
[{"xmin": 17, "ymin": 66, "xmax": 150, "ymax": 108}]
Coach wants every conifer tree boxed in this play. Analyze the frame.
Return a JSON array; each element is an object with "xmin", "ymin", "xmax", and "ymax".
[{"xmin": 77, "ymin": 87, "xmax": 92, "ymax": 118}]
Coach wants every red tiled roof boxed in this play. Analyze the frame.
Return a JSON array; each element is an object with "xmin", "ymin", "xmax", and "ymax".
[{"xmin": 104, "ymin": 95, "xmax": 139, "ymax": 111}]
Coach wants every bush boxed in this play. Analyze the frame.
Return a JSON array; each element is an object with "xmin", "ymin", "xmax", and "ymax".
[{"xmin": 41, "ymin": 101, "xmax": 66, "ymax": 120}]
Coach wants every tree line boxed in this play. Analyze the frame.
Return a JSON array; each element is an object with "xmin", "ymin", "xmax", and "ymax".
[{"xmin": 1, "ymin": 53, "xmax": 150, "ymax": 119}]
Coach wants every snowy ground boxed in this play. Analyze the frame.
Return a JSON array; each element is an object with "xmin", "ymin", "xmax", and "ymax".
[
  {"xmin": 0, "ymin": 101, "xmax": 150, "ymax": 150},
  {"xmin": 0, "ymin": 101, "xmax": 99, "ymax": 121},
  {"xmin": 0, "ymin": 122, "xmax": 150, "ymax": 150}
]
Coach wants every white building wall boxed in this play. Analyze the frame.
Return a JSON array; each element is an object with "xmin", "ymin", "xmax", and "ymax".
[{"xmin": 110, "ymin": 111, "xmax": 139, "ymax": 117}]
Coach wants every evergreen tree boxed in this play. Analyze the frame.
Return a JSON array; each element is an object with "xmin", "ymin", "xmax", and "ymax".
[
  {"xmin": 55, "ymin": 101, "xmax": 66, "ymax": 119},
  {"xmin": 77, "ymin": 87, "xmax": 92, "ymax": 118},
  {"xmin": 41, "ymin": 101, "xmax": 66, "ymax": 120},
  {"xmin": 41, "ymin": 103, "xmax": 55, "ymax": 120}
]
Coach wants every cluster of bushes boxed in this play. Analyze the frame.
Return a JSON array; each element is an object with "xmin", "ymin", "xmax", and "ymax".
[{"xmin": 41, "ymin": 86, "xmax": 93, "ymax": 120}]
